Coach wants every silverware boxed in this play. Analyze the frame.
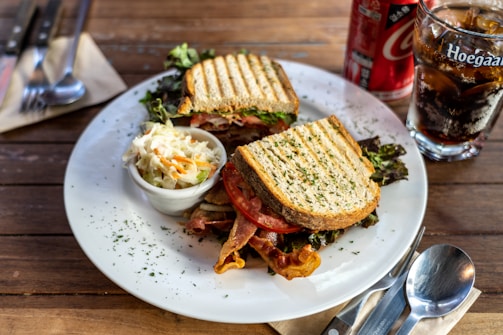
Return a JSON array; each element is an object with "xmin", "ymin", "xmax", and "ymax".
[
  {"xmin": 355, "ymin": 272, "xmax": 408, "ymax": 335},
  {"xmin": 395, "ymin": 244, "xmax": 475, "ymax": 335},
  {"xmin": 42, "ymin": 0, "xmax": 90, "ymax": 106},
  {"xmin": 320, "ymin": 226, "xmax": 425, "ymax": 335},
  {"xmin": 21, "ymin": 0, "xmax": 62, "ymax": 113},
  {"xmin": 0, "ymin": 0, "xmax": 37, "ymax": 107},
  {"xmin": 356, "ymin": 229, "xmax": 426, "ymax": 335}
]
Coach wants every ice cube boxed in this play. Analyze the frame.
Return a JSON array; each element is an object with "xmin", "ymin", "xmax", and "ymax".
[
  {"xmin": 476, "ymin": 15, "xmax": 502, "ymax": 34},
  {"xmin": 462, "ymin": 7, "xmax": 479, "ymax": 29},
  {"xmin": 430, "ymin": 22, "xmax": 445, "ymax": 39}
]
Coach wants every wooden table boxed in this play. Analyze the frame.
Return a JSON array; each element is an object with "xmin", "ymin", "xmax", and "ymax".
[{"xmin": 1, "ymin": 0, "xmax": 502, "ymax": 333}]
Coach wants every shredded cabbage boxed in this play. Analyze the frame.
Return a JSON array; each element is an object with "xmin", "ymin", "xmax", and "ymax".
[{"xmin": 123, "ymin": 121, "xmax": 221, "ymax": 189}]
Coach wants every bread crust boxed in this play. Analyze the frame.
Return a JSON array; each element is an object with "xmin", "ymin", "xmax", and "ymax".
[
  {"xmin": 271, "ymin": 61, "xmax": 299, "ymax": 115},
  {"xmin": 231, "ymin": 115, "xmax": 380, "ymax": 231}
]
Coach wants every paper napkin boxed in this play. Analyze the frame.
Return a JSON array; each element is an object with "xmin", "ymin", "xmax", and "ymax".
[
  {"xmin": 0, "ymin": 32, "xmax": 127, "ymax": 134},
  {"xmin": 270, "ymin": 279, "xmax": 481, "ymax": 335}
]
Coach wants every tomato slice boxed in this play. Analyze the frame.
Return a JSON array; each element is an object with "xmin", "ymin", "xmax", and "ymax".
[
  {"xmin": 222, "ymin": 162, "xmax": 302, "ymax": 233},
  {"xmin": 268, "ymin": 119, "xmax": 290, "ymax": 134}
]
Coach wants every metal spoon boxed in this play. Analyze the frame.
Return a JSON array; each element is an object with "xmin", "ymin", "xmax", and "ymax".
[
  {"xmin": 43, "ymin": 0, "xmax": 90, "ymax": 106},
  {"xmin": 395, "ymin": 244, "xmax": 475, "ymax": 335}
]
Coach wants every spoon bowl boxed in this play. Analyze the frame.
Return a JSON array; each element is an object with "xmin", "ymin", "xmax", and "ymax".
[
  {"xmin": 396, "ymin": 244, "xmax": 475, "ymax": 335},
  {"xmin": 43, "ymin": 72, "xmax": 86, "ymax": 105}
]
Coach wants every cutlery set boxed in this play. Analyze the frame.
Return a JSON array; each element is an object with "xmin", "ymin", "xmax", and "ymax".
[
  {"xmin": 321, "ymin": 227, "xmax": 475, "ymax": 335},
  {"xmin": 0, "ymin": 0, "xmax": 90, "ymax": 112}
]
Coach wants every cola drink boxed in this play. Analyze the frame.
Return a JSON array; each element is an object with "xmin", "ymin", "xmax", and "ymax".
[
  {"xmin": 407, "ymin": 0, "xmax": 503, "ymax": 161},
  {"xmin": 344, "ymin": 0, "xmax": 418, "ymax": 101}
]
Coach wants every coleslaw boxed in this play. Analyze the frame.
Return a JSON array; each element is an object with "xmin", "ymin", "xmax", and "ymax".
[{"xmin": 123, "ymin": 121, "xmax": 222, "ymax": 189}]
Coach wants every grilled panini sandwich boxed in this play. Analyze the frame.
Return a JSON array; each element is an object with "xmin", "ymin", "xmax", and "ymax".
[
  {"xmin": 230, "ymin": 115, "xmax": 381, "ymax": 231},
  {"xmin": 177, "ymin": 54, "xmax": 299, "ymax": 147}
]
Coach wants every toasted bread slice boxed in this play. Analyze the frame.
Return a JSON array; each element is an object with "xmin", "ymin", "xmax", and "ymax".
[
  {"xmin": 231, "ymin": 115, "xmax": 381, "ymax": 231},
  {"xmin": 178, "ymin": 53, "xmax": 299, "ymax": 115}
]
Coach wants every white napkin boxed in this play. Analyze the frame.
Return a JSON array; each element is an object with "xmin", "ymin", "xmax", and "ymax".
[
  {"xmin": 0, "ymin": 32, "xmax": 127, "ymax": 133},
  {"xmin": 270, "ymin": 280, "xmax": 480, "ymax": 335}
]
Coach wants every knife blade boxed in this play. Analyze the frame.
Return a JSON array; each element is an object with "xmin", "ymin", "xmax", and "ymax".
[
  {"xmin": 356, "ymin": 272, "xmax": 408, "ymax": 335},
  {"xmin": 0, "ymin": 0, "xmax": 37, "ymax": 107}
]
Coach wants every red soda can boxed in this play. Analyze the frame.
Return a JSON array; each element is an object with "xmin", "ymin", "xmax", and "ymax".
[{"xmin": 344, "ymin": 0, "xmax": 418, "ymax": 102}]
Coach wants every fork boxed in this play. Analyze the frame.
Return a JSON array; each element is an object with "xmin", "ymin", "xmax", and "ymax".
[
  {"xmin": 20, "ymin": 0, "xmax": 62, "ymax": 113},
  {"xmin": 320, "ymin": 226, "xmax": 426, "ymax": 335}
]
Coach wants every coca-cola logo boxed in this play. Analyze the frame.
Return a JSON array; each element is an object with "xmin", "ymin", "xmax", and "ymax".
[{"xmin": 383, "ymin": 20, "xmax": 414, "ymax": 61}]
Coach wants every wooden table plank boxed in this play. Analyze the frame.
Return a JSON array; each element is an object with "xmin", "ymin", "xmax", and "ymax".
[
  {"xmin": 0, "ymin": 0, "xmax": 351, "ymax": 19},
  {"xmin": 96, "ymin": 44, "xmax": 348, "ymax": 76},
  {"xmin": 425, "ymin": 146, "xmax": 503, "ymax": 183},
  {"xmin": 451, "ymin": 313, "xmax": 503, "ymax": 334},
  {"xmin": 0, "ymin": 144, "xmax": 72, "ymax": 185},
  {"xmin": 0, "ymin": 296, "xmax": 501, "ymax": 335},
  {"xmin": 0, "ymin": 186, "xmax": 70, "ymax": 235},
  {"xmin": 0, "ymin": 293, "xmax": 502, "ymax": 334},
  {"xmin": 424, "ymin": 184, "xmax": 503, "ymax": 234},
  {"xmin": 0, "ymin": 236, "xmax": 122, "ymax": 295}
]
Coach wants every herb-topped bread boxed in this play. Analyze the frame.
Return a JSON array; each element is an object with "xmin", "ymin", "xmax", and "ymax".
[
  {"xmin": 231, "ymin": 115, "xmax": 381, "ymax": 231},
  {"xmin": 178, "ymin": 53, "xmax": 299, "ymax": 116}
]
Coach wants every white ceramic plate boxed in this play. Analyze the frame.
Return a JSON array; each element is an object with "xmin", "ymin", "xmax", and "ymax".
[{"xmin": 64, "ymin": 60, "xmax": 427, "ymax": 324}]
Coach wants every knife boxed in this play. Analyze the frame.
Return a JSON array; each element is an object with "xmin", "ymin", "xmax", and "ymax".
[
  {"xmin": 33, "ymin": 0, "xmax": 63, "ymax": 49},
  {"xmin": 356, "ymin": 272, "xmax": 408, "ymax": 335},
  {"xmin": 0, "ymin": 0, "xmax": 37, "ymax": 107}
]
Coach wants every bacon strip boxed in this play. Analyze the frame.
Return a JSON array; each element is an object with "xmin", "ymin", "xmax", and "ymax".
[
  {"xmin": 185, "ymin": 215, "xmax": 208, "ymax": 234},
  {"xmin": 185, "ymin": 207, "xmax": 234, "ymax": 235},
  {"xmin": 248, "ymin": 235, "xmax": 321, "ymax": 280},
  {"xmin": 214, "ymin": 212, "xmax": 258, "ymax": 274},
  {"xmin": 204, "ymin": 180, "xmax": 231, "ymax": 205}
]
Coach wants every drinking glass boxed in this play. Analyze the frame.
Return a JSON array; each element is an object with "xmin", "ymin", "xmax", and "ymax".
[{"xmin": 407, "ymin": 0, "xmax": 503, "ymax": 161}]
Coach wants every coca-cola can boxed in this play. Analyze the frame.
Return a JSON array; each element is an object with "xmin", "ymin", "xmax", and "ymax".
[{"xmin": 344, "ymin": 0, "xmax": 418, "ymax": 102}]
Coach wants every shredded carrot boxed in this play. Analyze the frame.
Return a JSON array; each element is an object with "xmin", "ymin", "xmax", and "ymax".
[
  {"xmin": 194, "ymin": 160, "xmax": 214, "ymax": 168},
  {"xmin": 173, "ymin": 154, "xmax": 215, "ymax": 170},
  {"xmin": 173, "ymin": 155, "xmax": 194, "ymax": 164},
  {"xmin": 154, "ymin": 148, "xmax": 187, "ymax": 175},
  {"xmin": 162, "ymin": 156, "xmax": 186, "ymax": 174}
]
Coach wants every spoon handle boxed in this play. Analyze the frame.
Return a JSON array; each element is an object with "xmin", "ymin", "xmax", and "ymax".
[
  {"xmin": 64, "ymin": 0, "xmax": 91, "ymax": 73},
  {"xmin": 395, "ymin": 312, "xmax": 421, "ymax": 335}
]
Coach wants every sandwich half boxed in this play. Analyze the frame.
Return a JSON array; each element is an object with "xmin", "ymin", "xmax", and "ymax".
[
  {"xmin": 227, "ymin": 114, "xmax": 381, "ymax": 231},
  {"xmin": 177, "ymin": 53, "xmax": 299, "ymax": 148}
]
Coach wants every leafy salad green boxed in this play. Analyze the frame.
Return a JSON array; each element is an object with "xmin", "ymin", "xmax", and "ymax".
[
  {"xmin": 140, "ymin": 43, "xmax": 215, "ymax": 123},
  {"xmin": 359, "ymin": 136, "xmax": 409, "ymax": 187}
]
